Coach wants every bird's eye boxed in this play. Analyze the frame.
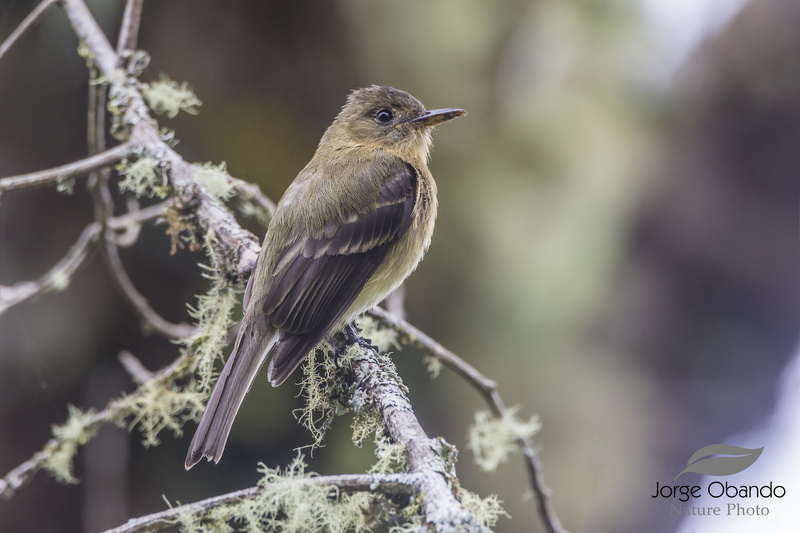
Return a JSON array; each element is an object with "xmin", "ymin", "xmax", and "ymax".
[{"xmin": 375, "ymin": 109, "xmax": 394, "ymax": 124}]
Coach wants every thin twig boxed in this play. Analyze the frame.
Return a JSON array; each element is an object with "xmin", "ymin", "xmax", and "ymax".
[
  {"xmin": 103, "ymin": 238, "xmax": 196, "ymax": 338},
  {"xmin": 116, "ymin": 0, "xmax": 144, "ymax": 56},
  {"xmin": 384, "ymin": 286, "xmax": 407, "ymax": 321},
  {"xmin": 228, "ymin": 176, "xmax": 277, "ymax": 215},
  {"xmin": 0, "ymin": 0, "xmax": 58, "ymax": 63},
  {"xmin": 106, "ymin": 200, "xmax": 169, "ymax": 231},
  {"xmin": 87, "ymin": 67, "xmax": 107, "ymax": 155},
  {"xmin": 110, "ymin": 198, "xmax": 144, "ymax": 247},
  {"xmin": 0, "ymin": 142, "xmax": 133, "ymax": 193},
  {"xmin": 118, "ymin": 351, "xmax": 154, "ymax": 384},
  {"xmin": 369, "ymin": 307, "xmax": 500, "ymax": 402},
  {"xmin": 368, "ymin": 306, "xmax": 567, "ymax": 533},
  {"xmin": 0, "ymin": 223, "xmax": 101, "ymax": 314},
  {"xmin": 86, "ymin": 65, "xmax": 113, "ymax": 223}
]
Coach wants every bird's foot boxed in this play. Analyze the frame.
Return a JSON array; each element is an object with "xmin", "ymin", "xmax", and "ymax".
[{"xmin": 334, "ymin": 324, "xmax": 380, "ymax": 368}]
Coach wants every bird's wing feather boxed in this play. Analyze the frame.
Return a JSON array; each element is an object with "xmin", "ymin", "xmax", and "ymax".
[{"xmin": 263, "ymin": 159, "xmax": 418, "ymax": 385}]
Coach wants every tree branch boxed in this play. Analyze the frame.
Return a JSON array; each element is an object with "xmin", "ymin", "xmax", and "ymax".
[
  {"xmin": 58, "ymin": 0, "xmax": 260, "ymax": 282},
  {"xmin": 0, "ymin": 142, "xmax": 133, "ymax": 194},
  {"xmin": 0, "ymin": 343, "xmax": 196, "ymax": 500},
  {"xmin": 369, "ymin": 306, "xmax": 566, "ymax": 533},
  {"xmin": 0, "ymin": 0, "xmax": 58, "ymax": 63},
  {"xmin": 343, "ymin": 343, "xmax": 489, "ymax": 532},
  {"xmin": 102, "ymin": 473, "xmax": 413, "ymax": 533}
]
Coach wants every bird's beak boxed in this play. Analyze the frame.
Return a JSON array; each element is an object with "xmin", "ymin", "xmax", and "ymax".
[{"xmin": 410, "ymin": 108, "xmax": 467, "ymax": 128}]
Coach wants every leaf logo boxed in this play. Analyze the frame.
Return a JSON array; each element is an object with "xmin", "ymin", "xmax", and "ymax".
[{"xmin": 674, "ymin": 444, "xmax": 764, "ymax": 481}]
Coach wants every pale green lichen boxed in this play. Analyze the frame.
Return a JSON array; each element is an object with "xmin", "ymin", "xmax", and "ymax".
[
  {"xmin": 121, "ymin": 49, "xmax": 150, "ymax": 78},
  {"xmin": 351, "ymin": 402, "xmax": 381, "ymax": 450},
  {"xmin": 294, "ymin": 339, "xmax": 365, "ymax": 450},
  {"xmin": 127, "ymin": 378, "xmax": 206, "ymax": 447},
  {"xmin": 295, "ymin": 346, "xmax": 336, "ymax": 449},
  {"xmin": 117, "ymin": 156, "xmax": 169, "ymax": 198},
  {"xmin": 192, "ymin": 161, "xmax": 235, "ymax": 202},
  {"xmin": 76, "ymin": 40, "xmax": 94, "ymax": 68},
  {"xmin": 108, "ymin": 82, "xmax": 149, "ymax": 139},
  {"xmin": 43, "ymin": 405, "xmax": 97, "ymax": 484},
  {"xmin": 294, "ymin": 316, "xmax": 405, "ymax": 451},
  {"xmin": 458, "ymin": 488, "xmax": 510, "ymax": 529},
  {"xmin": 369, "ymin": 429, "xmax": 406, "ymax": 474},
  {"xmin": 55, "ymin": 176, "xmax": 75, "ymax": 195},
  {"xmin": 129, "ymin": 230, "xmax": 241, "ymax": 447},
  {"xmin": 388, "ymin": 517, "xmax": 424, "ymax": 533},
  {"xmin": 34, "ymin": 230, "xmax": 240, "ymax": 485},
  {"xmin": 433, "ymin": 436, "xmax": 460, "ymax": 480},
  {"xmin": 249, "ymin": 455, "xmax": 374, "ymax": 533},
  {"xmin": 178, "ymin": 454, "xmax": 376, "ymax": 533},
  {"xmin": 422, "ymin": 354, "xmax": 442, "ymax": 379},
  {"xmin": 467, "ymin": 407, "xmax": 540, "ymax": 472},
  {"xmin": 51, "ymin": 270, "xmax": 70, "ymax": 292},
  {"xmin": 182, "ymin": 231, "xmax": 243, "ymax": 395},
  {"xmin": 142, "ymin": 75, "xmax": 202, "ymax": 118},
  {"xmin": 233, "ymin": 196, "xmax": 273, "ymax": 230},
  {"xmin": 358, "ymin": 315, "xmax": 400, "ymax": 353}
]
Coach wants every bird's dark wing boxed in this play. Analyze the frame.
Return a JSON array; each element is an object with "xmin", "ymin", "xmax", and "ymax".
[{"xmin": 263, "ymin": 159, "xmax": 418, "ymax": 385}]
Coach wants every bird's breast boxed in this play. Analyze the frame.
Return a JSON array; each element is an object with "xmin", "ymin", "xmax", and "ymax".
[{"xmin": 339, "ymin": 171, "xmax": 438, "ymax": 327}]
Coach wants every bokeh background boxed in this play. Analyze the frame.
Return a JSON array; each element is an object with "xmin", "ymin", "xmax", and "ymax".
[{"xmin": 1, "ymin": 0, "xmax": 799, "ymax": 532}]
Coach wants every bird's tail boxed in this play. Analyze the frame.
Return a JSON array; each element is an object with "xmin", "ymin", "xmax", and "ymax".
[{"xmin": 185, "ymin": 316, "xmax": 277, "ymax": 469}]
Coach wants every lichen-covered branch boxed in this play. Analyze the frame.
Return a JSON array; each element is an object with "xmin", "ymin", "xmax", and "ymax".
[
  {"xmin": 58, "ymin": 0, "xmax": 261, "ymax": 282},
  {"xmin": 101, "ymin": 340, "xmax": 497, "ymax": 533},
  {"xmin": 0, "ymin": 0, "xmax": 255, "ymax": 499},
  {"xmin": 0, "ymin": 262, "xmax": 239, "ymax": 499},
  {"xmin": 342, "ymin": 342, "xmax": 490, "ymax": 532},
  {"xmin": 0, "ymin": 349, "xmax": 189, "ymax": 500},
  {"xmin": 102, "ymin": 472, "xmax": 413, "ymax": 533},
  {"xmin": 369, "ymin": 306, "xmax": 566, "ymax": 533},
  {"xmin": 126, "ymin": 122, "xmax": 261, "ymax": 280}
]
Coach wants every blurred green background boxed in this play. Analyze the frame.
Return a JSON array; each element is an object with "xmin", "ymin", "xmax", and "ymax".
[{"xmin": 1, "ymin": 0, "xmax": 799, "ymax": 532}]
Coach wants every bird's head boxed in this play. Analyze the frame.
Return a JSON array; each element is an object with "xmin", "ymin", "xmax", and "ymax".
[{"xmin": 325, "ymin": 86, "xmax": 465, "ymax": 164}]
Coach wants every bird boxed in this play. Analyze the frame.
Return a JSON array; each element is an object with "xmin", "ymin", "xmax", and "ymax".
[{"xmin": 185, "ymin": 85, "xmax": 465, "ymax": 469}]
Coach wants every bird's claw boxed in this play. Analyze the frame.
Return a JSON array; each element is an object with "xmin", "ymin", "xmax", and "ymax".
[{"xmin": 333, "ymin": 324, "xmax": 380, "ymax": 368}]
